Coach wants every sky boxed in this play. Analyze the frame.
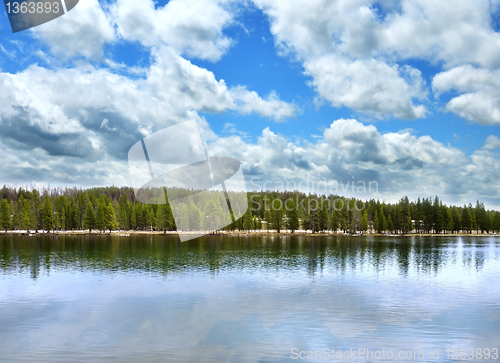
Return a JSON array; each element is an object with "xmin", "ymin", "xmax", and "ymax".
[{"xmin": 0, "ymin": 0, "xmax": 499, "ymax": 208}]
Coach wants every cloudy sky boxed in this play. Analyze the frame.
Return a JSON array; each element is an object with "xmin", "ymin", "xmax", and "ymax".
[{"xmin": 0, "ymin": 0, "xmax": 499, "ymax": 208}]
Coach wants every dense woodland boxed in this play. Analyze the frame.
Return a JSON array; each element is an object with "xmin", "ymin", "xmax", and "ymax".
[{"xmin": 0, "ymin": 185, "xmax": 499, "ymax": 235}]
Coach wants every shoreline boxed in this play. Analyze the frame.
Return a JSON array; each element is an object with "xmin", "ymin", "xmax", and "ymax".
[{"xmin": 0, "ymin": 230, "xmax": 498, "ymax": 238}]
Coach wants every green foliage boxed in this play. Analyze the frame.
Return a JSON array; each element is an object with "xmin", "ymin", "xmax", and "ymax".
[
  {"xmin": 242, "ymin": 210, "xmax": 254, "ymax": 231},
  {"xmin": 42, "ymin": 196, "xmax": 54, "ymax": 232},
  {"xmin": 269, "ymin": 198, "xmax": 285, "ymax": 233},
  {"xmin": 0, "ymin": 186, "xmax": 498, "ymax": 236},
  {"xmin": 83, "ymin": 202, "xmax": 96, "ymax": 232},
  {"xmin": 285, "ymin": 199, "xmax": 299, "ymax": 233},
  {"xmin": 360, "ymin": 210, "xmax": 369, "ymax": 232},
  {"xmin": 0, "ymin": 199, "xmax": 11, "ymax": 232}
]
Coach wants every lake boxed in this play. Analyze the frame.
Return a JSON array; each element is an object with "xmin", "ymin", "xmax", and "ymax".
[{"xmin": 1, "ymin": 235, "xmax": 499, "ymax": 362}]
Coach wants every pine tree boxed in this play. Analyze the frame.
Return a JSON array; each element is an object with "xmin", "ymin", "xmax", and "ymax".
[
  {"xmin": 204, "ymin": 199, "xmax": 224, "ymax": 232},
  {"xmin": 264, "ymin": 209, "xmax": 271, "ymax": 232},
  {"xmin": 387, "ymin": 214, "xmax": 394, "ymax": 233},
  {"xmin": 0, "ymin": 199, "xmax": 11, "ymax": 232},
  {"xmin": 372, "ymin": 211, "xmax": 379, "ymax": 233},
  {"xmin": 270, "ymin": 198, "xmax": 285, "ymax": 233},
  {"xmin": 242, "ymin": 210, "xmax": 254, "ymax": 231},
  {"xmin": 360, "ymin": 210, "xmax": 369, "ymax": 232},
  {"xmin": 104, "ymin": 201, "xmax": 117, "ymax": 232},
  {"xmin": 188, "ymin": 204, "xmax": 201, "ymax": 230},
  {"xmin": 10, "ymin": 200, "xmax": 18, "ymax": 230},
  {"xmin": 330, "ymin": 211, "xmax": 338, "ymax": 233},
  {"xmin": 156, "ymin": 203, "xmax": 174, "ymax": 232},
  {"xmin": 42, "ymin": 196, "xmax": 54, "ymax": 233},
  {"xmin": 452, "ymin": 207, "xmax": 461, "ymax": 233},
  {"xmin": 380, "ymin": 212, "xmax": 388, "ymax": 233},
  {"xmin": 83, "ymin": 202, "xmax": 96, "ymax": 232},
  {"xmin": 256, "ymin": 216, "xmax": 262, "ymax": 230},
  {"xmin": 462, "ymin": 206, "xmax": 472, "ymax": 233},
  {"xmin": 318, "ymin": 199, "xmax": 329, "ymax": 232},
  {"xmin": 286, "ymin": 199, "xmax": 299, "ymax": 233},
  {"xmin": 20, "ymin": 198, "xmax": 31, "ymax": 231},
  {"xmin": 433, "ymin": 197, "xmax": 443, "ymax": 233},
  {"xmin": 95, "ymin": 200, "xmax": 106, "ymax": 232}
]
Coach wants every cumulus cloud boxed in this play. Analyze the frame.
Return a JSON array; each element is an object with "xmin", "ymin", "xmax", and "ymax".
[
  {"xmin": 433, "ymin": 66, "xmax": 500, "ymax": 125},
  {"xmin": 208, "ymin": 119, "xmax": 500, "ymax": 208},
  {"xmin": 0, "ymin": 43, "xmax": 296, "ymax": 185},
  {"xmin": 483, "ymin": 135, "xmax": 500, "ymax": 151},
  {"xmin": 305, "ymin": 56, "xmax": 426, "ymax": 119},
  {"xmin": 230, "ymin": 86, "xmax": 297, "ymax": 121},
  {"xmin": 251, "ymin": 0, "xmax": 429, "ymax": 119},
  {"xmin": 111, "ymin": 0, "xmax": 234, "ymax": 61},
  {"xmin": 252, "ymin": 0, "xmax": 500, "ymax": 121},
  {"xmin": 32, "ymin": 0, "xmax": 115, "ymax": 60}
]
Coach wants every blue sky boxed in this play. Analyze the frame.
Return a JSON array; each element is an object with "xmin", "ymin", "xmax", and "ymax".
[{"xmin": 0, "ymin": 0, "xmax": 499, "ymax": 208}]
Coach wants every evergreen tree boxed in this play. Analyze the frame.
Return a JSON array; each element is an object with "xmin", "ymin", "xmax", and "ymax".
[
  {"xmin": 462, "ymin": 206, "xmax": 472, "ymax": 233},
  {"xmin": 95, "ymin": 200, "xmax": 106, "ymax": 232},
  {"xmin": 329, "ymin": 211, "xmax": 338, "ymax": 233},
  {"xmin": 118, "ymin": 194, "xmax": 131, "ymax": 229},
  {"xmin": 451, "ymin": 207, "xmax": 461, "ymax": 233},
  {"xmin": 387, "ymin": 214, "xmax": 394, "ymax": 233},
  {"xmin": 188, "ymin": 204, "xmax": 201, "ymax": 230},
  {"xmin": 156, "ymin": 203, "xmax": 174, "ymax": 232},
  {"xmin": 10, "ymin": 200, "xmax": 19, "ymax": 230},
  {"xmin": 372, "ymin": 211, "xmax": 379, "ymax": 233},
  {"xmin": 82, "ymin": 202, "xmax": 96, "ymax": 232},
  {"xmin": 269, "ymin": 198, "xmax": 285, "ymax": 233},
  {"xmin": 360, "ymin": 210, "xmax": 369, "ymax": 232},
  {"xmin": 256, "ymin": 216, "xmax": 262, "ymax": 230},
  {"xmin": 264, "ymin": 209, "xmax": 271, "ymax": 232},
  {"xmin": 20, "ymin": 198, "xmax": 31, "ymax": 231},
  {"xmin": 494, "ymin": 212, "xmax": 500, "ymax": 233},
  {"xmin": 446, "ymin": 208, "xmax": 453, "ymax": 233},
  {"xmin": 380, "ymin": 212, "xmax": 388, "ymax": 233},
  {"xmin": 475, "ymin": 200, "xmax": 486, "ymax": 233},
  {"xmin": 399, "ymin": 196, "xmax": 411, "ymax": 234},
  {"xmin": 0, "ymin": 199, "xmax": 11, "ymax": 232},
  {"xmin": 42, "ymin": 196, "xmax": 54, "ymax": 232},
  {"xmin": 317, "ymin": 199, "xmax": 329, "ymax": 232},
  {"xmin": 204, "ymin": 199, "xmax": 224, "ymax": 232},
  {"xmin": 104, "ymin": 201, "xmax": 117, "ymax": 232},
  {"xmin": 286, "ymin": 199, "xmax": 300, "ymax": 233},
  {"xmin": 54, "ymin": 196, "xmax": 66, "ymax": 230},
  {"xmin": 414, "ymin": 197, "xmax": 422, "ymax": 233},
  {"xmin": 433, "ymin": 197, "xmax": 443, "ymax": 233},
  {"xmin": 242, "ymin": 210, "xmax": 254, "ymax": 231}
]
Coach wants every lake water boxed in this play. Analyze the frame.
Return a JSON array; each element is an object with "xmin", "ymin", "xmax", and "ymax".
[{"xmin": 1, "ymin": 235, "xmax": 499, "ymax": 362}]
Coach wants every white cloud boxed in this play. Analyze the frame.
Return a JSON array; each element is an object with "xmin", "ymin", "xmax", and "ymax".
[
  {"xmin": 147, "ymin": 47, "xmax": 297, "ymax": 119},
  {"xmin": 208, "ymin": 118, "xmax": 500, "ymax": 208},
  {"xmin": 305, "ymin": 55, "xmax": 426, "ymax": 119},
  {"xmin": 0, "ymin": 44, "xmax": 296, "ymax": 170},
  {"xmin": 231, "ymin": 86, "xmax": 297, "ymax": 121},
  {"xmin": 111, "ymin": 0, "xmax": 234, "ymax": 61},
  {"xmin": 484, "ymin": 135, "xmax": 500, "ymax": 151},
  {"xmin": 252, "ymin": 0, "xmax": 428, "ymax": 119},
  {"xmin": 433, "ymin": 66, "xmax": 500, "ymax": 125},
  {"xmin": 32, "ymin": 0, "xmax": 115, "ymax": 60},
  {"xmin": 377, "ymin": 0, "xmax": 500, "ymax": 69},
  {"xmin": 252, "ymin": 0, "xmax": 500, "ymax": 121}
]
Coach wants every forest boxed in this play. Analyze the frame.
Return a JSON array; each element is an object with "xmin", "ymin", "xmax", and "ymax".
[{"xmin": 0, "ymin": 185, "xmax": 499, "ymax": 235}]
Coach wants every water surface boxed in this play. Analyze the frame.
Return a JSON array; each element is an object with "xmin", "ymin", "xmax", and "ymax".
[{"xmin": 1, "ymin": 235, "xmax": 499, "ymax": 362}]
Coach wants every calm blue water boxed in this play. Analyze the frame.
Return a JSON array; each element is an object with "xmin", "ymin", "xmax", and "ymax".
[{"xmin": 0, "ymin": 235, "xmax": 499, "ymax": 362}]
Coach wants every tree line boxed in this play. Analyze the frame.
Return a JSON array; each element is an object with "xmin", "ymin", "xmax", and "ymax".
[{"xmin": 0, "ymin": 186, "xmax": 499, "ymax": 234}]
